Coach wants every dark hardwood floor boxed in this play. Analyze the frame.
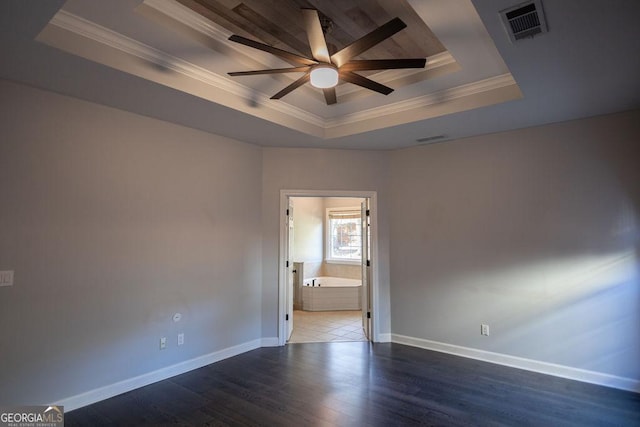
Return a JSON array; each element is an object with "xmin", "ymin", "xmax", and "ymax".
[{"xmin": 66, "ymin": 342, "xmax": 639, "ymax": 426}]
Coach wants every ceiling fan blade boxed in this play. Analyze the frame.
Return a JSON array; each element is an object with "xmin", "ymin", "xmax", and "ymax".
[
  {"xmin": 271, "ymin": 73, "xmax": 311, "ymax": 99},
  {"xmin": 340, "ymin": 71, "xmax": 394, "ymax": 95},
  {"xmin": 302, "ymin": 9, "xmax": 331, "ymax": 63},
  {"xmin": 331, "ymin": 18, "xmax": 407, "ymax": 68},
  {"xmin": 323, "ymin": 87, "xmax": 337, "ymax": 105},
  {"xmin": 229, "ymin": 35, "xmax": 317, "ymax": 66},
  {"xmin": 228, "ymin": 66, "xmax": 310, "ymax": 76},
  {"xmin": 341, "ymin": 58, "xmax": 426, "ymax": 72}
]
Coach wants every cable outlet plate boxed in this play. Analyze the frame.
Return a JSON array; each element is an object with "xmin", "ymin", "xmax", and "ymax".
[{"xmin": 0, "ymin": 270, "xmax": 14, "ymax": 287}]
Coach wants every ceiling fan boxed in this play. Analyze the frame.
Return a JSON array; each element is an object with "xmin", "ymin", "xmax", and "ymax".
[{"xmin": 227, "ymin": 8, "xmax": 427, "ymax": 105}]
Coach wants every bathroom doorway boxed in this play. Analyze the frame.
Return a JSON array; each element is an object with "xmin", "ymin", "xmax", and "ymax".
[{"xmin": 278, "ymin": 190, "xmax": 378, "ymax": 346}]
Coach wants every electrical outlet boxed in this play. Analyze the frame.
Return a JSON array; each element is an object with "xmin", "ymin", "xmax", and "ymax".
[
  {"xmin": 0, "ymin": 270, "xmax": 14, "ymax": 287},
  {"xmin": 177, "ymin": 333, "xmax": 184, "ymax": 346},
  {"xmin": 481, "ymin": 324, "xmax": 490, "ymax": 336},
  {"xmin": 160, "ymin": 337, "xmax": 167, "ymax": 350}
]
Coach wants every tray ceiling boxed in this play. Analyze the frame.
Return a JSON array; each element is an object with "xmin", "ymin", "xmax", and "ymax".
[
  {"xmin": 35, "ymin": 0, "xmax": 521, "ymax": 139},
  {"xmin": 176, "ymin": 0, "xmax": 446, "ymax": 60}
]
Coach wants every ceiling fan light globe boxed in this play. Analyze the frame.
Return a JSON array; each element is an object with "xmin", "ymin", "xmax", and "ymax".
[{"xmin": 310, "ymin": 65, "xmax": 339, "ymax": 88}]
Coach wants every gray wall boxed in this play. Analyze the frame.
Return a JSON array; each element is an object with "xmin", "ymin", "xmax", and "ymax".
[
  {"xmin": 1, "ymin": 78, "xmax": 638, "ymax": 407},
  {"xmin": 291, "ymin": 197, "xmax": 324, "ymax": 263},
  {"xmin": 0, "ymin": 80, "xmax": 263, "ymax": 404},
  {"xmin": 261, "ymin": 148, "xmax": 392, "ymax": 339},
  {"xmin": 389, "ymin": 110, "xmax": 640, "ymax": 379}
]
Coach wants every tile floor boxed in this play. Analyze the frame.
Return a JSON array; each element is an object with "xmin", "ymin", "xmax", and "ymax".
[{"xmin": 288, "ymin": 310, "xmax": 367, "ymax": 343}]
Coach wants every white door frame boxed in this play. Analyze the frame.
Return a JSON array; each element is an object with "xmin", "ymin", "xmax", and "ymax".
[{"xmin": 278, "ymin": 189, "xmax": 379, "ymax": 345}]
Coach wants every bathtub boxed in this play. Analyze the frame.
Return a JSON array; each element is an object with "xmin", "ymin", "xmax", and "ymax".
[{"xmin": 301, "ymin": 276, "xmax": 362, "ymax": 311}]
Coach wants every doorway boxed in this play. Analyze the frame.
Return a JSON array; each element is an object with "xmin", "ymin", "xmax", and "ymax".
[
  {"xmin": 288, "ymin": 310, "xmax": 366, "ymax": 343},
  {"xmin": 278, "ymin": 190, "xmax": 378, "ymax": 346}
]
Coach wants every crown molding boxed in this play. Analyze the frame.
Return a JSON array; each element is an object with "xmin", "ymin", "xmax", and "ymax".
[
  {"xmin": 50, "ymin": 10, "xmax": 245, "ymax": 98},
  {"xmin": 327, "ymin": 74, "xmax": 518, "ymax": 128},
  {"xmin": 47, "ymin": 10, "xmax": 325, "ymax": 129},
  {"xmin": 39, "ymin": 4, "xmax": 521, "ymax": 139}
]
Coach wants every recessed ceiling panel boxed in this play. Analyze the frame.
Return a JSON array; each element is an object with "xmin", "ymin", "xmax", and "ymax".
[{"xmin": 35, "ymin": 0, "xmax": 522, "ymax": 139}]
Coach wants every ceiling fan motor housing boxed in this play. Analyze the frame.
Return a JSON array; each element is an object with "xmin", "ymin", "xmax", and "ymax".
[{"xmin": 310, "ymin": 64, "xmax": 339, "ymax": 88}]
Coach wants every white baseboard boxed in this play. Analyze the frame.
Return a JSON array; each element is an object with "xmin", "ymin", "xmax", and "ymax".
[
  {"xmin": 391, "ymin": 334, "xmax": 639, "ymax": 393},
  {"xmin": 55, "ymin": 339, "xmax": 263, "ymax": 412},
  {"xmin": 261, "ymin": 337, "xmax": 280, "ymax": 347},
  {"xmin": 55, "ymin": 333, "xmax": 638, "ymax": 413}
]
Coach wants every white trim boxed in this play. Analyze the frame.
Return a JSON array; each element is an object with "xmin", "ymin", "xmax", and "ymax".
[
  {"xmin": 40, "ymin": 8, "xmax": 520, "ymax": 139},
  {"xmin": 279, "ymin": 190, "xmax": 380, "ymax": 345},
  {"xmin": 376, "ymin": 333, "xmax": 392, "ymax": 343},
  {"xmin": 47, "ymin": 10, "xmax": 325, "ymax": 129},
  {"xmin": 391, "ymin": 334, "xmax": 640, "ymax": 393},
  {"xmin": 324, "ymin": 259, "xmax": 361, "ymax": 265},
  {"xmin": 325, "ymin": 74, "xmax": 518, "ymax": 128},
  {"xmin": 53, "ymin": 339, "xmax": 262, "ymax": 411},
  {"xmin": 50, "ymin": 11, "xmax": 237, "ymax": 94}
]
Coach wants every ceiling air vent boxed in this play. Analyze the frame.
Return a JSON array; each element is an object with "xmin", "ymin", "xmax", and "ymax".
[
  {"xmin": 416, "ymin": 135, "xmax": 447, "ymax": 145},
  {"xmin": 500, "ymin": 0, "xmax": 548, "ymax": 43}
]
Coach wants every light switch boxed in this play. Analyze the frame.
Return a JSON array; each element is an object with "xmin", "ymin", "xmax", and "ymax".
[{"xmin": 0, "ymin": 271, "xmax": 14, "ymax": 287}]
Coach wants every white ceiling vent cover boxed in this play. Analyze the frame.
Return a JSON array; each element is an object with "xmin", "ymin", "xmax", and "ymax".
[{"xmin": 500, "ymin": 0, "xmax": 548, "ymax": 43}]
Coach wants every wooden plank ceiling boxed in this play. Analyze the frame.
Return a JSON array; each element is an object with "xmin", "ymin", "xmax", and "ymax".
[{"xmin": 176, "ymin": 0, "xmax": 446, "ymax": 60}]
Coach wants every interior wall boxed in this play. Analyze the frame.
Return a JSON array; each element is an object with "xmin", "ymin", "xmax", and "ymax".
[
  {"xmin": 291, "ymin": 197, "xmax": 364, "ymax": 280},
  {"xmin": 389, "ymin": 110, "xmax": 640, "ymax": 380},
  {"xmin": 2, "ymin": 77, "xmax": 638, "ymax": 407},
  {"xmin": 0, "ymin": 80, "xmax": 263, "ymax": 404},
  {"xmin": 291, "ymin": 197, "xmax": 324, "ymax": 263},
  {"xmin": 261, "ymin": 149, "xmax": 391, "ymax": 339}
]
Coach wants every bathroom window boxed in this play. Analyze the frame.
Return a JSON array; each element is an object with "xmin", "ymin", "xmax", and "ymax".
[{"xmin": 326, "ymin": 208, "xmax": 361, "ymax": 263}]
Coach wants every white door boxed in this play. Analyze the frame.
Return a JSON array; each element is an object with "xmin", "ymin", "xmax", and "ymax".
[
  {"xmin": 361, "ymin": 199, "xmax": 371, "ymax": 339},
  {"xmin": 286, "ymin": 199, "xmax": 295, "ymax": 340}
]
